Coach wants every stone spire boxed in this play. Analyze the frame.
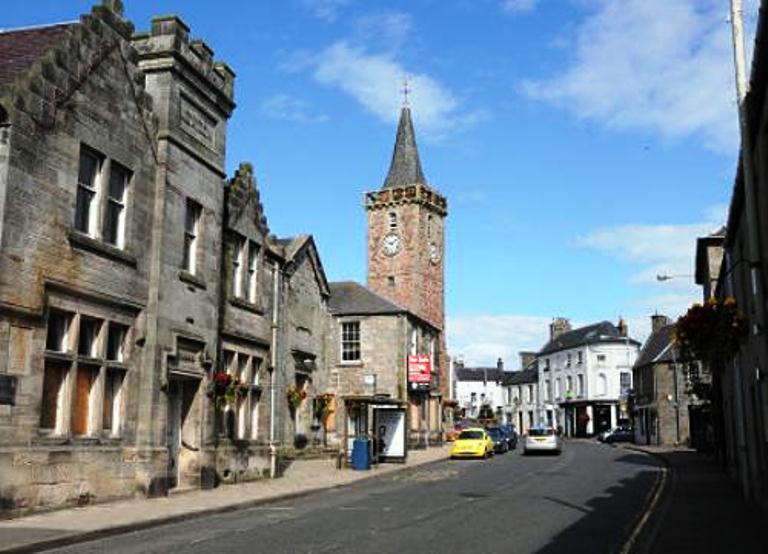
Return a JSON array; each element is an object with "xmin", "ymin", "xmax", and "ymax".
[{"xmin": 382, "ymin": 106, "xmax": 426, "ymax": 189}]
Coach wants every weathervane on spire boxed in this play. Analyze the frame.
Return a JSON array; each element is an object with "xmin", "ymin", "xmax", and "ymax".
[{"xmin": 401, "ymin": 77, "xmax": 411, "ymax": 107}]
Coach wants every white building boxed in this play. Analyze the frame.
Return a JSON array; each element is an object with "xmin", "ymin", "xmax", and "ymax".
[
  {"xmin": 454, "ymin": 359, "xmax": 508, "ymax": 421},
  {"xmin": 503, "ymin": 361, "xmax": 539, "ymax": 434},
  {"xmin": 537, "ymin": 318, "xmax": 640, "ymax": 437}
]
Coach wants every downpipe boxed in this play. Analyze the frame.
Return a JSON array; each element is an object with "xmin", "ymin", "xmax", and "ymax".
[{"xmin": 269, "ymin": 261, "xmax": 280, "ymax": 478}]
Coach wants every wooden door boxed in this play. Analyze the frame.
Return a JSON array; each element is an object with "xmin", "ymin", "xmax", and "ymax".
[
  {"xmin": 166, "ymin": 382, "xmax": 181, "ymax": 488},
  {"xmin": 72, "ymin": 367, "xmax": 95, "ymax": 436}
]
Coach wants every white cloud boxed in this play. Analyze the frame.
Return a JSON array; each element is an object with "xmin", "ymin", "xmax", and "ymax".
[
  {"xmin": 521, "ymin": 0, "xmax": 759, "ymax": 155},
  {"xmin": 261, "ymin": 93, "xmax": 329, "ymax": 123},
  {"xmin": 310, "ymin": 41, "xmax": 485, "ymax": 139},
  {"xmin": 303, "ymin": 0, "xmax": 353, "ymax": 22},
  {"xmin": 447, "ymin": 314, "xmax": 551, "ymax": 367},
  {"xmin": 578, "ymin": 205, "xmax": 727, "ymax": 323},
  {"xmin": 502, "ymin": 0, "xmax": 540, "ymax": 13}
]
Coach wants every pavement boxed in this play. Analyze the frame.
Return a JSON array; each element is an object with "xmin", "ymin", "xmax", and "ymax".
[
  {"xmin": 624, "ymin": 445, "xmax": 765, "ymax": 553},
  {"xmin": 0, "ymin": 444, "xmax": 451, "ymax": 553}
]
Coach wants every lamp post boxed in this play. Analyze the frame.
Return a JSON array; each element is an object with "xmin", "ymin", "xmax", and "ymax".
[{"xmin": 656, "ymin": 273, "xmax": 694, "ymax": 282}]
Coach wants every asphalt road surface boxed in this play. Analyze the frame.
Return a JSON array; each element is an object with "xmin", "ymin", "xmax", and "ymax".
[{"xmin": 47, "ymin": 441, "xmax": 660, "ymax": 554}]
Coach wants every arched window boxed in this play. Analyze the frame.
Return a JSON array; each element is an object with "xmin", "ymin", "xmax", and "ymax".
[{"xmin": 388, "ymin": 212, "xmax": 397, "ymax": 231}]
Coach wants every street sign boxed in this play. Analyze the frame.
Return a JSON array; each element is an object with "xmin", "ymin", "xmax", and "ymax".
[{"xmin": 407, "ymin": 355, "xmax": 431, "ymax": 383}]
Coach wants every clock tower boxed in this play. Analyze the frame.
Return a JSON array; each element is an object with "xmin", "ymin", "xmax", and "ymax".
[{"xmin": 365, "ymin": 105, "xmax": 448, "ymax": 389}]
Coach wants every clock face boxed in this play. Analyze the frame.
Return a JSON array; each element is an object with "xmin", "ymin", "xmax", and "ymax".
[
  {"xmin": 382, "ymin": 233, "xmax": 401, "ymax": 256},
  {"xmin": 429, "ymin": 242, "xmax": 440, "ymax": 264}
]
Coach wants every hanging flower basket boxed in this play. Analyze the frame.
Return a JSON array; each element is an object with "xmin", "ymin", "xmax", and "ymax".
[
  {"xmin": 206, "ymin": 372, "xmax": 249, "ymax": 409},
  {"xmin": 286, "ymin": 384, "xmax": 307, "ymax": 411},
  {"xmin": 675, "ymin": 297, "xmax": 748, "ymax": 367},
  {"xmin": 314, "ymin": 393, "xmax": 335, "ymax": 422}
]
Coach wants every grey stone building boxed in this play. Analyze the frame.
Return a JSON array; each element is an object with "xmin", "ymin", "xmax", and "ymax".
[
  {"xmin": 0, "ymin": 1, "xmax": 320, "ymax": 516},
  {"xmin": 632, "ymin": 315, "xmax": 692, "ymax": 447},
  {"xmin": 326, "ymin": 281, "xmax": 442, "ymax": 449}
]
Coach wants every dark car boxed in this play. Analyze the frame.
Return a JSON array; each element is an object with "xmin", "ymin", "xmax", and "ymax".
[
  {"xmin": 485, "ymin": 427, "xmax": 509, "ymax": 453},
  {"xmin": 599, "ymin": 426, "xmax": 635, "ymax": 444},
  {"xmin": 502, "ymin": 424, "xmax": 518, "ymax": 449}
]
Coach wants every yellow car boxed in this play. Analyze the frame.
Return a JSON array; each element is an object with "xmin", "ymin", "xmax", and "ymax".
[{"xmin": 450, "ymin": 428, "xmax": 495, "ymax": 459}]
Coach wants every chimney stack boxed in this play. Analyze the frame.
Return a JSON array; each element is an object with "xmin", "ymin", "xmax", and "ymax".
[
  {"xmin": 519, "ymin": 351, "xmax": 537, "ymax": 370},
  {"xmin": 651, "ymin": 313, "xmax": 670, "ymax": 334},
  {"xmin": 497, "ymin": 357, "xmax": 504, "ymax": 371},
  {"xmin": 617, "ymin": 317, "xmax": 628, "ymax": 337},
  {"xmin": 549, "ymin": 317, "xmax": 572, "ymax": 341}
]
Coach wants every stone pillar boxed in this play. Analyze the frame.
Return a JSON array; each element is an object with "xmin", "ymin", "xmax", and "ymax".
[{"xmin": 586, "ymin": 405, "xmax": 594, "ymax": 435}]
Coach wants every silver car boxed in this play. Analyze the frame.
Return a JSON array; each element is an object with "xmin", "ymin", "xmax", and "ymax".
[{"xmin": 523, "ymin": 426, "xmax": 563, "ymax": 455}]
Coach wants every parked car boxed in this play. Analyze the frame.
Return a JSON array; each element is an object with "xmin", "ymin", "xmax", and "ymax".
[
  {"xmin": 523, "ymin": 426, "xmax": 563, "ymax": 455},
  {"xmin": 502, "ymin": 424, "xmax": 519, "ymax": 449},
  {"xmin": 445, "ymin": 420, "xmax": 477, "ymax": 442},
  {"xmin": 485, "ymin": 427, "xmax": 509, "ymax": 454},
  {"xmin": 598, "ymin": 426, "xmax": 635, "ymax": 444},
  {"xmin": 450, "ymin": 428, "xmax": 495, "ymax": 459}
]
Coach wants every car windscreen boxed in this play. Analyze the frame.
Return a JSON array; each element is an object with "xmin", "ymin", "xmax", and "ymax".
[
  {"xmin": 486, "ymin": 429, "xmax": 502, "ymax": 439},
  {"xmin": 458, "ymin": 430, "xmax": 484, "ymax": 440},
  {"xmin": 528, "ymin": 428, "xmax": 555, "ymax": 437}
]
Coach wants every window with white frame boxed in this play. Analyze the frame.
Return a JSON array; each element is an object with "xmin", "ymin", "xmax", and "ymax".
[
  {"xmin": 566, "ymin": 353, "xmax": 572, "ymax": 367},
  {"xmin": 232, "ymin": 237, "xmax": 245, "ymax": 298},
  {"xmin": 247, "ymin": 242, "xmax": 259, "ymax": 303},
  {"xmin": 598, "ymin": 373, "xmax": 607, "ymax": 395},
  {"xmin": 183, "ymin": 199, "xmax": 202, "ymax": 274},
  {"xmin": 341, "ymin": 321, "xmax": 361, "ymax": 362},
  {"xmin": 555, "ymin": 378, "xmax": 561, "ymax": 399},
  {"xmin": 566, "ymin": 376, "xmax": 573, "ymax": 394},
  {"xmin": 75, "ymin": 147, "xmax": 102, "ymax": 236},
  {"xmin": 544, "ymin": 358, "xmax": 550, "ymax": 371},
  {"xmin": 577, "ymin": 351, "xmax": 583, "ymax": 364},
  {"xmin": 527, "ymin": 384, "xmax": 534, "ymax": 403},
  {"xmin": 103, "ymin": 161, "xmax": 130, "ymax": 248},
  {"xmin": 620, "ymin": 372, "xmax": 631, "ymax": 394},
  {"xmin": 75, "ymin": 145, "xmax": 132, "ymax": 249},
  {"xmin": 545, "ymin": 379, "xmax": 552, "ymax": 401},
  {"xmin": 578, "ymin": 374, "xmax": 585, "ymax": 396},
  {"xmin": 220, "ymin": 350, "xmax": 262, "ymax": 440},
  {"xmin": 41, "ymin": 308, "xmax": 130, "ymax": 438}
]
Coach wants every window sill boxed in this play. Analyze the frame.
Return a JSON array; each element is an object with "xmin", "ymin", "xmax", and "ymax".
[
  {"xmin": 179, "ymin": 269, "xmax": 207, "ymax": 290},
  {"xmin": 105, "ymin": 361, "xmax": 130, "ymax": 370},
  {"xmin": 229, "ymin": 297, "xmax": 265, "ymax": 315},
  {"xmin": 44, "ymin": 350, "xmax": 74, "ymax": 362},
  {"xmin": 69, "ymin": 230, "xmax": 137, "ymax": 267},
  {"xmin": 339, "ymin": 360, "xmax": 363, "ymax": 367}
]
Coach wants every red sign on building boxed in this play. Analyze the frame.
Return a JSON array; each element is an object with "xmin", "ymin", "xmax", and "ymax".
[{"xmin": 408, "ymin": 355, "xmax": 432, "ymax": 383}]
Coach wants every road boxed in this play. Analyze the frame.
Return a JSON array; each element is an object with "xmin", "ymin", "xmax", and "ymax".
[{"xmin": 46, "ymin": 441, "xmax": 660, "ymax": 554}]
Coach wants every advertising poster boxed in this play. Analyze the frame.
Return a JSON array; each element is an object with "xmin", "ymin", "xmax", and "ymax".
[
  {"xmin": 373, "ymin": 407, "xmax": 406, "ymax": 462},
  {"xmin": 408, "ymin": 355, "xmax": 431, "ymax": 390}
]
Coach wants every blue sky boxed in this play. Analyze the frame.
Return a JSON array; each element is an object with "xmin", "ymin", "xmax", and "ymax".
[{"xmin": 5, "ymin": 0, "xmax": 757, "ymax": 365}]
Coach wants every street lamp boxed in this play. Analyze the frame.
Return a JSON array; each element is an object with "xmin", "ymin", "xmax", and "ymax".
[{"xmin": 656, "ymin": 273, "xmax": 693, "ymax": 282}]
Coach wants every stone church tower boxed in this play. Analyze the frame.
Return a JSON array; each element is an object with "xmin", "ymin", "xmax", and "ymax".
[{"xmin": 365, "ymin": 106, "xmax": 448, "ymax": 390}]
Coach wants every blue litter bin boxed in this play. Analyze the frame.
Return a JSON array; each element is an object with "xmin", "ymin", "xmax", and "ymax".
[{"xmin": 351, "ymin": 438, "xmax": 371, "ymax": 470}]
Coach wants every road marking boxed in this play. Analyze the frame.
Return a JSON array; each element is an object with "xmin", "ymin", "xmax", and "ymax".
[{"xmin": 619, "ymin": 452, "xmax": 669, "ymax": 554}]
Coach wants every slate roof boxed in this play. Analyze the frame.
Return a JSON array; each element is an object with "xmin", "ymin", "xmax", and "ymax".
[
  {"xmin": 634, "ymin": 324, "xmax": 676, "ymax": 368},
  {"xmin": 382, "ymin": 106, "xmax": 427, "ymax": 189},
  {"xmin": 538, "ymin": 321, "xmax": 641, "ymax": 355},
  {"xmin": 328, "ymin": 281, "xmax": 404, "ymax": 316},
  {"xmin": 503, "ymin": 368, "xmax": 539, "ymax": 386},
  {"xmin": 455, "ymin": 367, "xmax": 508, "ymax": 383},
  {"xmin": 0, "ymin": 23, "xmax": 74, "ymax": 85}
]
